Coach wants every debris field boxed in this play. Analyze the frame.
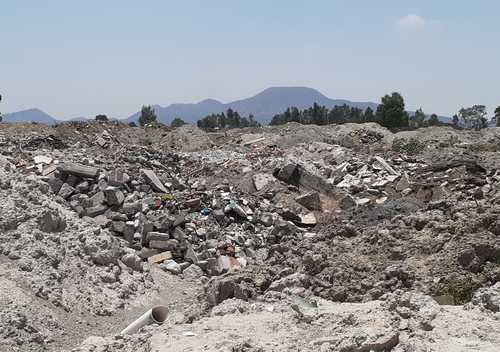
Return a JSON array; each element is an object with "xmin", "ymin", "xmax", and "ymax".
[{"xmin": 1, "ymin": 121, "xmax": 500, "ymax": 351}]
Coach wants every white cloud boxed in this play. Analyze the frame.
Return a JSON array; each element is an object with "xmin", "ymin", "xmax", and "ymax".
[{"xmin": 397, "ymin": 14, "xmax": 426, "ymax": 31}]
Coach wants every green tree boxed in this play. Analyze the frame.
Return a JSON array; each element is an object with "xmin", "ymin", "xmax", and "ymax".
[
  {"xmin": 458, "ymin": 105, "xmax": 488, "ymax": 130},
  {"xmin": 495, "ymin": 106, "xmax": 500, "ymax": 127},
  {"xmin": 95, "ymin": 114, "xmax": 108, "ymax": 122},
  {"xmin": 170, "ymin": 117, "xmax": 186, "ymax": 128},
  {"xmin": 376, "ymin": 92, "xmax": 409, "ymax": 128},
  {"xmin": 410, "ymin": 108, "xmax": 425, "ymax": 128},
  {"xmin": 364, "ymin": 106, "xmax": 375, "ymax": 122},
  {"xmin": 138, "ymin": 105, "xmax": 157, "ymax": 126},
  {"xmin": 452, "ymin": 114, "xmax": 459, "ymax": 127},
  {"xmin": 427, "ymin": 113, "xmax": 440, "ymax": 126}
]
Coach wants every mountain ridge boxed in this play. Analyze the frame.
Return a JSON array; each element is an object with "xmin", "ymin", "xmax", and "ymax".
[{"xmin": 3, "ymin": 87, "xmax": 449, "ymax": 124}]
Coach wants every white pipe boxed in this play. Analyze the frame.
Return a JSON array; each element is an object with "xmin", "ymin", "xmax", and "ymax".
[{"xmin": 120, "ymin": 306, "xmax": 169, "ymax": 335}]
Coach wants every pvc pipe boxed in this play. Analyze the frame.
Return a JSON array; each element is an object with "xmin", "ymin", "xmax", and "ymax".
[{"xmin": 120, "ymin": 306, "xmax": 169, "ymax": 335}]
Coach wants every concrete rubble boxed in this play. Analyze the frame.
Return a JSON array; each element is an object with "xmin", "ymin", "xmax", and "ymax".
[{"xmin": 1, "ymin": 121, "xmax": 500, "ymax": 351}]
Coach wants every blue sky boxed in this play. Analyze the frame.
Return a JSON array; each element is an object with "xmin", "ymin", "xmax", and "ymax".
[{"xmin": 2, "ymin": 0, "xmax": 500, "ymax": 119}]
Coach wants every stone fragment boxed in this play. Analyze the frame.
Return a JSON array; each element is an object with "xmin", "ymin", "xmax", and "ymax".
[
  {"xmin": 104, "ymin": 187, "xmax": 125, "ymax": 206},
  {"xmin": 252, "ymin": 173, "xmax": 275, "ymax": 191},
  {"xmin": 141, "ymin": 169, "xmax": 168, "ymax": 193},
  {"xmin": 88, "ymin": 191, "xmax": 105, "ymax": 207},
  {"xmin": 146, "ymin": 232, "xmax": 170, "ymax": 242},
  {"xmin": 34, "ymin": 155, "xmax": 53, "ymax": 165},
  {"xmin": 86, "ymin": 204, "xmax": 108, "ymax": 217},
  {"xmin": 150, "ymin": 239, "xmax": 179, "ymax": 251},
  {"xmin": 57, "ymin": 162, "xmax": 99, "ymax": 179},
  {"xmin": 373, "ymin": 156, "xmax": 400, "ymax": 176},
  {"xmin": 58, "ymin": 183, "xmax": 75, "ymax": 199},
  {"xmin": 147, "ymin": 251, "xmax": 172, "ymax": 264},
  {"xmin": 161, "ymin": 260, "xmax": 182, "ymax": 275},
  {"xmin": 299, "ymin": 212, "xmax": 317, "ymax": 226},
  {"xmin": 121, "ymin": 253, "xmax": 143, "ymax": 272},
  {"xmin": 295, "ymin": 191, "xmax": 321, "ymax": 211}
]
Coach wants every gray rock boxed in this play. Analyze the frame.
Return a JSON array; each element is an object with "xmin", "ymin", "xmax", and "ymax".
[
  {"xmin": 121, "ymin": 253, "xmax": 143, "ymax": 272},
  {"xmin": 141, "ymin": 169, "xmax": 168, "ymax": 193},
  {"xmin": 104, "ymin": 187, "xmax": 124, "ymax": 206},
  {"xmin": 58, "ymin": 183, "xmax": 75, "ymax": 199},
  {"xmin": 161, "ymin": 260, "xmax": 182, "ymax": 275},
  {"xmin": 86, "ymin": 204, "xmax": 108, "ymax": 217},
  {"xmin": 57, "ymin": 162, "xmax": 99, "ymax": 179},
  {"xmin": 295, "ymin": 191, "xmax": 321, "ymax": 211}
]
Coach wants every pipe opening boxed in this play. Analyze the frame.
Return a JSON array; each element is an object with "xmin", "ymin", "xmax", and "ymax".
[{"xmin": 151, "ymin": 306, "xmax": 169, "ymax": 324}]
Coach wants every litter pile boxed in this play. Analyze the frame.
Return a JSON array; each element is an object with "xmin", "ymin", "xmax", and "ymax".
[{"xmin": 1, "ymin": 121, "xmax": 500, "ymax": 352}]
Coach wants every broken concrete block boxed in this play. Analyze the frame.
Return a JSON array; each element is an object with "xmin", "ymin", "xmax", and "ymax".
[
  {"xmin": 104, "ymin": 187, "xmax": 124, "ymax": 206},
  {"xmin": 299, "ymin": 212, "xmax": 317, "ymax": 226},
  {"xmin": 141, "ymin": 169, "xmax": 168, "ymax": 193},
  {"xmin": 295, "ymin": 191, "xmax": 321, "ymax": 211},
  {"xmin": 252, "ymin": 173, "xmax": 275, "ymax": 191},
  {"xmin": 88, "ymin": 191, "xmax": 105, "ymax": 207},
  {"xmin": 57, "ymin": 162, "xmax": 99, "ymax": 179},
  {"xmin": 146, "ymin": 232, "xmax": 170, "ymax": 243},
  {"xmin": 34, "ymin": 155, "xmax": 53, "ymax": 165},
  {"xmin": 373, "ymin": 156, "xmax": 400, "ymax": 176},
  {"xmin": 149, "ymin": 239, "xmax": 179, "ymax": 251},
  {"xmin": 147, "ymin": 251, "xmax": 172, "ymax": 264},
  {"xmin": 160, "ymin": 260, "xmax": 182, "ymax": 275},
  {"xmin": 86, "ymin": 204, "xmax": 108, "ymax": 217},
  {"xmin": 58, "ymin": 183, "xmax": 75, "ymax": 199}
]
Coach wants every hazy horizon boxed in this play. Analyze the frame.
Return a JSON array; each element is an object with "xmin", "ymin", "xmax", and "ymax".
[{"xmin": 3, "ymin": 1, "xmax": 500, "ymax": 118}]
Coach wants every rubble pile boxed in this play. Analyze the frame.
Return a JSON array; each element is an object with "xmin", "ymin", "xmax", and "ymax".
[{"xmin": 1, "ymin": 121, "xmax": 500, "ymax": 351}]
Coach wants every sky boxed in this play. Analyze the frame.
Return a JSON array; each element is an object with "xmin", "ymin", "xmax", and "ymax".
[{"xmin": 2, "ymin": 0, "xmax": 500, "ymax": 119}]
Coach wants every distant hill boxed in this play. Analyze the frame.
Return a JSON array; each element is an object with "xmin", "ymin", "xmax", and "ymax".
[
  {"xmin": 4, "ymin": 87, "xmax": 452, "ymax": 125},
  {"xmin": 3, "ymin": 108, "xmax": 58, "ymax": 125},
  {"xmin": 125, "ymin": 87, "xmax": 379, "ymax": 124}
]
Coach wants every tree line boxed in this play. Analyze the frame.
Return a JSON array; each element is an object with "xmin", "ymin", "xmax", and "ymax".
[{"xmin": 197, "ymin": 108, "xmax": 260, "ymax": 130}]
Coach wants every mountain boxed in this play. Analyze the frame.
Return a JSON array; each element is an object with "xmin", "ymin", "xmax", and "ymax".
[
  {"xmin": 126, "ymin": 87, "xmax": 379, "ymax": 124},
  {"xmin": 3, "ymin": 108, "xmax": 58, "ymax": 125}
]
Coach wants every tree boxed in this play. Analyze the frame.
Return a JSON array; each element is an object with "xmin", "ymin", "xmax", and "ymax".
[
  {"xmin": 458, "ymin": 105, "xmax": 488, "ymax": 130},
  {"xmin": 95, "ymin": 114, "xmax": 108, "ymax": 122},
  {"xmin": 364, "ymin": 106, "xmax": 375, "ymax": 123},
  {"xmin": 375, "ymin": 92, "xmax": 409, "ymax": 128},
  {"xmin": 428, "ymin": 113, "xmax": 440, "ymax": 126},
  {"xmin": 170, "ymin": 117, "xmax": 186, "ymax": 128},
  {"xmin": 410, "ymin": 108, "xmax": 426, "ymax": 128},
  {"xmin": 452, "ymin": 114, "xmax": 459, "ymax": 127},
  {"xmin": 138, "ymin": 105, "xmax": 157, "ymax": 126},
  {"xmin": 495, "ymin": 106, "xmax": 500, "ymax": 127}
]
